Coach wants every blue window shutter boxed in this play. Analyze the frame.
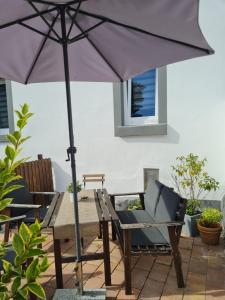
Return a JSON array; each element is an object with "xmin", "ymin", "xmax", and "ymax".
[
  {"xmin": 0, "ymin": 82, "xmax": 9, "ymax": 129},
  {"xmin": 131, "ymin": 69, "xmax": 156, "ymax": 117}
]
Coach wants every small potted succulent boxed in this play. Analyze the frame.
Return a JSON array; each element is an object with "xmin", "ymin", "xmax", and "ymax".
[
  {"xmin": 197, "ymin": 208, "xmax": 223, "ymax": 245},
  {"xmin": 67, "ymin": 181, "xmax": 82, "ymax": 193},
  {"xmin": 171, "ymin": 153, "xmax": 219, "ymax": 237}
]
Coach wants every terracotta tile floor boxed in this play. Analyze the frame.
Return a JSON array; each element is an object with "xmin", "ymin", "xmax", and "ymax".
[{"xmin": 40, "ymin": 231, "xmax": 225, "ymax": 300}]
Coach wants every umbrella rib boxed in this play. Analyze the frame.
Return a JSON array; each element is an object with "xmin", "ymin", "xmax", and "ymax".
[
  {"xmin": 0, "ymin": 7, "xmax": 57, "ymax": 30},
  {"xmin": 27, "ymin": 0, "xmax": 61, "ymax": 40},
  {"xmin": 68, "ymin": 15, "xmax": 123, "ymax": 82},
  {"xmin": 67, "ymin": 0, "xmax": 83, "ymax": 39},
  {"xmin": 70, "ymin": 8, "xmax": 212, "ymax": 54},
  {"xmin": 19, "ymin": 21, "xmax": 60, "ymax": 43},
  {"xmin": 25, "ymin": 10, "xmax": 60, "ymax": 84},
  {"xmin": 69, "ymin": 20, "xmax": 105, "ymax": 43}
]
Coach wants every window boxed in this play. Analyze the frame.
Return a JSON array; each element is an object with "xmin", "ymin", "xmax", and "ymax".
[
  {"xmin": 0, "ymin": 80, "xmax": 14, "ymax": 142},
  {"xmin": 113, "ymin": 67, "xmax": 167, "ymax": 137}
]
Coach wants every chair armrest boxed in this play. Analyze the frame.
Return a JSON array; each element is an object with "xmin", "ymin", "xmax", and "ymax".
[
  {"xmin": 8, "ymin": 204, "xmax": 42, "ymax": 209},
  {"xmin": 120, "ymin": 221, "xmax": 184, "ymax": 230},
  {"xmin": 0, "ymin": 215, "xmax": 26, "ymax": 225},
  {"xmin": 109, "ymin": 192, "xmax": 145, "ymax": 197}
]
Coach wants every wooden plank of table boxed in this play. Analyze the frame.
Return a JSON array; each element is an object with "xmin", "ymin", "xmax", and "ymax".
[
  {"xmin": 49, "ymin": 193, "xmax": 64, "ymax": 228},
  {"xmin": 102, "ymin": 189, "xmax": 119, "ymax": 221},
  {"xmin": 42, "ymin": 192, "xmax": 60, "ymax": 229},
  {"xmin": 94, "ymin": 190, "xmax": 103, "ymax": 221},
  {"xmin": 97, "ymin": 189, "xmax": 111, "ymax": 221}
]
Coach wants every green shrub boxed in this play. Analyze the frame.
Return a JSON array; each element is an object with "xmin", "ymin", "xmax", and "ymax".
[
  {"xmin": 0, "ymin": 104, "xmax": 33, "ymax": 219},
  {"xmin": 0, "ymin": 104, "xmax": 49, "ymax": 299},
  {"xmin": 199, "ymin": 208, "xmax": 223, "ymax": 228},
  {"xmin": 0, "ymin": 220, "xmax": 50, "ymax": 299},
  {"xmin": 186, "ymin": 199, "xmax": 201, "ymax": 216},
  {"xmin": 128, "ymin": 199, "xmax": 142, "ymax": 211},
  {"xmin": 67, "ymin": 181, "xmax": 82, "ymax": 193},
  {"xmin": 171, "ymin": 153, "xmax": 219, "ymax": 200}
]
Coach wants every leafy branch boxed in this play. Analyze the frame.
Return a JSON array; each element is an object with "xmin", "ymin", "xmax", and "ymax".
[{"xmin": 0, "ymin": 104, "xmax": 33, "ymax": 218}]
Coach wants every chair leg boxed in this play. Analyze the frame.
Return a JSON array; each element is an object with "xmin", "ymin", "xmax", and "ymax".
[
  {"xmin": 168, "ymin": 226, "xmax": 185, "ymax": 288},
  {"xmin": 102, "ymin": 221, "xmax": 111, "ymax": 286},
  {"xmin": 123, "ymin": 230, "xmax": 132, "ymax": 295},
  {"xmin": 54, "ymin": 238, "xmax": 63, "ymax": 289},
  {"xmin": 110, "ymin": 196, "xmax": 117, "ymax": 241}
]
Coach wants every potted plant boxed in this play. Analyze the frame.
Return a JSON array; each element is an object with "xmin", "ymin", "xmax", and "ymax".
[
  {"xmin": 197, "ymin": 208, "xmax": 223, "ymax": 245},
  {"xmin": 171, "ymin": 153, "xmax": 219, "ymax": 237}
]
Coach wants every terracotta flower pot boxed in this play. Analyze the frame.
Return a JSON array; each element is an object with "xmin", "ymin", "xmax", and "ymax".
[{"xmin": 197, "ymin": 222, "xmax": 222, "ymax": 245}]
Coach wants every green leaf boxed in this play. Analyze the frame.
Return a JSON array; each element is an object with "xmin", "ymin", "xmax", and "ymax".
[
  {"xmin": 15, "ymin": 110, "xmax": 23, "ymax": 119},
  {"xmin": 29, "ymin": 219, "xmax": 41, "ymax": 236},
  {"xmin": 0, "ymin": 292, "xmax": 8, "ymax": 300},
  {"xmin": 40, "ymin": 256, "xmax": 50, "ymax": 273},
  {"xmin": 25, "ymin": 258, "xmax": 39, "ymax": 282},
  {"xmin": 18, "ymin": 136, "xmax": 30, "ymax": 146},
  {"xmin": 19, "ymin": 222, "xmax": 32, "ymax": 244},
  {"xmin": 26, "ymin": 249, "xmax": 46, "ymax": 258},
  {"xmin": 6, "ymin": 134, "xmax": 17, "ymax": 146},
  {"xmin": 1, "ymin": 184, "xmax": 23, "ymax": 199},
  {"xmin": 5, "ymin": 145, "xmax": 16, "ymax": 161},
  {"xmin": 0, "ymin": 198, "xmax": 13, "ymax": 211},
  {"xmin": 27, "ymin": 283, "xmax": 46, "ymax": 300},
  {"xmin": 29, "ymin": 236, "xmax": 46, "ymax": 247},
  {"xmin": 13, "ymin": 131, "xmax": 21, "ymax": 141},
  {"xmin": 12, "ymin": 234, "xmax": 25, "ymax": 257},
  {"xmin": 2, "ymin": 260, "xmax": 11, "ymax": 273},
  {"xmin": 17, "ymin": 119, "xmax": 26, "ymax": 130},
  {"xmin": 16, "ymin": 288, "xmax": 28, "ymax": 300},
  {"xmin": 12, "ymin": 276, "xmax": 21, "ymax": 295},
  {"xmin": 21, "ymin": 103, "xmax": 29, "ymax": 115}
]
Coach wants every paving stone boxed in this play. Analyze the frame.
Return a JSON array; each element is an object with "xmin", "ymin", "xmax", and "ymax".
[
  {"xmin": 149, "ymin": 263, "xmax": 170, "ymax": 283},
  {"xmin": 117, "ymin": 288, "xmax": 140, "ymax": 300},
  {"xmin": 139, "ymin": 279, "xmax": 164, "ymax": 300}
]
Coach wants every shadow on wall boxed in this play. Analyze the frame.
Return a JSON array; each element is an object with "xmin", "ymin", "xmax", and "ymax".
[
  {"xmin": 52, "ymin": 161, "xmax": 71, "ymax": 192},
  {"xmin": 122, "ymin": 125, "xmax": 180, "ymax": 144}
]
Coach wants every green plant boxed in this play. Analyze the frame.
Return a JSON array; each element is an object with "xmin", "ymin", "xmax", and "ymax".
[
  {"xmin": 171, "ymin": 153, "xmax": 219, "ymax": 200},
  {"xmin": 199, "ymin": 208, "xmax": 223, "ymax": 228},
  {"xmin": 128, "ymin": 199, "xmax": 142, "ymax": 211},
  {"xmin": 186, "ymin": 199, "xmax": 201, "ymax": 216},
  {"xmin": 0, "ymin": 220, "xmax": 50, "ymax": 299},
  {"xmin": 0, "ymin": 104, "xmax": 50, "ymax": 299},
  {"xmin": 0, "ymin": 103, "xmax": 33, "ymax": 220},
  {"xmin": 67, "ymin": 181, "xmax": 82, "ymax": 193}
]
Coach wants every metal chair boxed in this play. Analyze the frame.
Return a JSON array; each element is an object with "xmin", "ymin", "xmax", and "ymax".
[{"xmin": 109, "ymin": 178, "xmax": 187, "ymax": 295}]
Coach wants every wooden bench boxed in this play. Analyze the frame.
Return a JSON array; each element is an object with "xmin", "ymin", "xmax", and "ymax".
[
  {"xmin": 82, "ymin": 174, "xmax": 105, "ymax": 189},
  {"xmin": 107, "ymin": 179, "xmax": 187, "ymax": 295}
]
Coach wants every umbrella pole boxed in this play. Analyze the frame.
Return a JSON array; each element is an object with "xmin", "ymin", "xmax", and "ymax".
[{"xmin": 60, "ymin": 6, "xmax": 83, "ymax": 294}]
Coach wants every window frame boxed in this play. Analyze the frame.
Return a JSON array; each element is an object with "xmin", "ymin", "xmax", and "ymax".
[
  {"xmin": 0, "ymin": 80, "xmax": 14, "ymax": 142},
  {"xmin": 113, "ymin": 66, "xmax": 167, "ymax": 137}
]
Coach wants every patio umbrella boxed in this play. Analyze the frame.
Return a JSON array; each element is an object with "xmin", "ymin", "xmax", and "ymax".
[{"xmin": 0, "ymin": 0, "xmax": 213, "ymax": 297}]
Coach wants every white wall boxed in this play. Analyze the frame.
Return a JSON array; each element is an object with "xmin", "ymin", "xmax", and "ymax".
[{"xmin": 1, "ymin": 0, "xmax": 225, "ymax": 199}]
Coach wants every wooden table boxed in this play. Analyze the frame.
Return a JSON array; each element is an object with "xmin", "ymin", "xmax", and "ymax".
[{"xmin": 42, "ymin": 190, "xmax": 112, "ymax": 288}]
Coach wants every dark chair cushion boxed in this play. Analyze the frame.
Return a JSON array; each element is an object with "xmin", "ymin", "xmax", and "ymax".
[
  {"xmin": 117, "ymin": 210, "xmax": 170, "ymax": 246},
  {"xmin": 7, "ymin": 179, "xmax": 33, "ymax": 217},
  {"xmin": 153, "ymin": 184, "xmax": 183, "ymax": 240},
  {"xmin": 0, "ymin": 248, "xmax": 16, "ymax": 270},
  {"xmin": 144, "ymin": 178, "xmax": 163, "ymax": 216},
  {"xmin": 25, "ymin": 206, "xmax": 48, "ymax": 223}
]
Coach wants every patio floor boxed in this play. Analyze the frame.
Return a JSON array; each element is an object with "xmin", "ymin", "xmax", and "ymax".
[{"xmin": 40, "ymin": 230, "xmax": 225, "ymax": 300}]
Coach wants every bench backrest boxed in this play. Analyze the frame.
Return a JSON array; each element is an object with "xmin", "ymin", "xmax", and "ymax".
[
  {"xmin": 15, "ymin": 155, "xmax": 54, "ymax": 192},
  {"xmin": 144, "ymin": 178, "xmax": 186, "ymax": 240}
]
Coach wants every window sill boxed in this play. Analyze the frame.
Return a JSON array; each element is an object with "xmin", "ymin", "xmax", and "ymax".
[
  {"xmin": 0, "ymin": 135, "xmax": 8, "ymax": 143},
  {"xmin": 115, "ymin": 123, "xmax": 167, "ymax": 137}
]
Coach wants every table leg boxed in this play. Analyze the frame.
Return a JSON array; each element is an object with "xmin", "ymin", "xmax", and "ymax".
[
  {"xmin": 102, "ymin": 221, "xmax": 111, "ymax": 286},
  {"xmin": 54, "ymin": 238, "xmax": 63, "ymax": 289}
]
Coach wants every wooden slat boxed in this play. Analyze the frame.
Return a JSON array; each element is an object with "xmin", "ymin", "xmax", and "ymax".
[
  {"xmin": 42, "ymin": 192, "xmax": 60, "ymax": 229},
  {"xmin": 97, "ymin": 190, "xmax": 111, "ymax": 221},
  {"xmin": 94, "ymin": 190, "xmax": 104, "ymax": 222},
  {"xmin": 83, "ymin": 179, "xmax": 105, "ymax": 182},
  {"xmin": 49, "ymin": 193, "xmax": 64, "ymax": 227}
]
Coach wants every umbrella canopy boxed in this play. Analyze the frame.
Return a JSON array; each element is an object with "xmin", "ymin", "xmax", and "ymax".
[
  {"xmin": 0, "ymin": 0, "xmax": 213, "ymax": 84},
  {"xmin": 0, "ymin": 0, "xmax": 214, "ymax": 295}
]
